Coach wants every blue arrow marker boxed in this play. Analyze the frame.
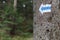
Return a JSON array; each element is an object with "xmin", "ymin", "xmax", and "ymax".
[
  {"xmin": 39, "ymin": 4, "xmax": 51, "ymax": 14},
  {"xmin": 41, "ymin": 6, "xmax": 51, "ymax": 11}
]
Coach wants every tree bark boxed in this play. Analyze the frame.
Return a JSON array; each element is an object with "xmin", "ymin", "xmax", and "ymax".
[{"xmin": 33, "ymin": 0, "xmax": 60, "ymax": 40}]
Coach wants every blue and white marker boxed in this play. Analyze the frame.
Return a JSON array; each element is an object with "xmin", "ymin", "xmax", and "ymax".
[{"xmin": 39, "ymin": 4, "xmax": 51, "ymax": 14}]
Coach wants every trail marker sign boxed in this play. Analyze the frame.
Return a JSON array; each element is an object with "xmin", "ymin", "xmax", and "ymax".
[{"xmin": 39, "ymin": 4, "xmax": 51, "ymax": 14}]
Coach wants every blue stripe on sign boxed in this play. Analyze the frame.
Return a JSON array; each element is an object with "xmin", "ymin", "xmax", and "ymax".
[{"xmin": 41, "ymin": 6, "xmax": 51, "ymax": 11}]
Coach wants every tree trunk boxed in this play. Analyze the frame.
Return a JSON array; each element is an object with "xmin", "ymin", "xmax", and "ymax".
[
  {"xmin": 14, "ymin": 0, "xmax": 17, "ymax": 10},
  {"xmin": 33, "ymin": 0, "xmax": 60, "ymax": 40}
]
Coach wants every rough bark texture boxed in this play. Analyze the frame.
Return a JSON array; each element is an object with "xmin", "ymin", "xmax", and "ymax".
[{"xmin": 33, "ymin": 0, "xmax": 60, "ymax": 40}]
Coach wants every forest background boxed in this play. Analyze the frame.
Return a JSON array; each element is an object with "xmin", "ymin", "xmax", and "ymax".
[{"xmin": 0, "ymin": 0, "xmax": 33, "ymax": 40}]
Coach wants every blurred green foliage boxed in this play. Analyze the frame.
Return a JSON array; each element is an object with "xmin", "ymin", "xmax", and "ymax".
[{"xmin": 0, "ymin": 0, "xmax": 33, "ymax": 36}]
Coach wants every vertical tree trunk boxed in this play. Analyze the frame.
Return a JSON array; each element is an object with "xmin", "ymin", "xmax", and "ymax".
[
  {"xmin": 14, "ymin": 0, "xmax": 17, "ymax": 10},
  {"xmin": 33, "ymin": 0, "xmax": 60, "ymax": 40}
]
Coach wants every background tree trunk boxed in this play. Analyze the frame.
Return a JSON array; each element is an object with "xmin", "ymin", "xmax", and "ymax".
[
  {"xmin": 14, "ymin": 0, "xmax": 17, "ymax": 10},
  {"xmin": 33, "ymin": 0, "xmax": 60, "ymax": 40}
]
